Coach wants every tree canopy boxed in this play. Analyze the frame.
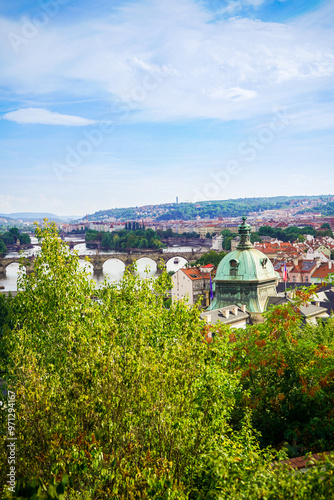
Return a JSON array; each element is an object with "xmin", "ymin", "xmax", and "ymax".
[
  {"xmin": 0, "ymin": 228, "xmax": 31, "ymax": 255},
  {"xmin": 86, "ymin": 229, "xmax": 162, "ymax": 251},
  {"xmin": 1, "ymin": 220, "xmax": 334, "ymax": 499}
]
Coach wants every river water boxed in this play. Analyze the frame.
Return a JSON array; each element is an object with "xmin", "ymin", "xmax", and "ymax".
[{"xmin": 0, "ymin": 239, "xmax": 198, "ymax": 292}]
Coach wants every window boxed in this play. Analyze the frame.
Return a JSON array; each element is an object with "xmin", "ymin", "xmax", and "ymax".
[{"xmin": 230, "ymin": 259, "xmax": 239, "ymax": 277}]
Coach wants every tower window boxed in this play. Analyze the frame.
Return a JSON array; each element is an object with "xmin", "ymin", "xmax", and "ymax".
[
  {"xmin": 230, "ymin": 259, "xmax": 239, "ymax": 277},
  {"xmin": 261, "ymin": 258, "xmax": 268, "ymax": 268}
]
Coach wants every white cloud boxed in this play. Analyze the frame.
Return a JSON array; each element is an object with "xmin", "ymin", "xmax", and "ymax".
[
  {"xmin": 0, "ymin": 194, "xmax": 28, "ymax": 212},
  {"xmin": 209, "ymin": 87, "xmax": 258, "ymax": 100},
  {"xmin": 2, "ymin": 108, "xmax": 96, "ymax": 126},
  {"xmin": 0, "ymin": 0, "xmax": 333, "ymax": 124}
]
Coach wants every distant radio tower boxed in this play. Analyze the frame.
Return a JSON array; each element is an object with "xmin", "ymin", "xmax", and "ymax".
[{"xmin": 176, "ymin": 196, "xmax": 179, "ymax": 204}]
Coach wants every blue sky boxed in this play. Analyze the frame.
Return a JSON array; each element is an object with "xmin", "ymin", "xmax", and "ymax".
[{"xmin": 0, "ymin": 0, "xmax": 333, "ymax": 216}]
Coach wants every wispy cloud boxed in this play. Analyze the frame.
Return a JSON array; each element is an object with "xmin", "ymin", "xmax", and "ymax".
[
  {"xmin": 0, "ymin": 0, "xmax": 333, "ymax": 124},
  {"xmin": 2, "ymin": 108, "xmax": 96, "ymax": 126},
  {"xmin": 0, "ymin": 194, "xmax": 29, "ymax": 212},
  {"xmin": 0, "ymin": 0, "xmax": 333, "ymax": 214}
]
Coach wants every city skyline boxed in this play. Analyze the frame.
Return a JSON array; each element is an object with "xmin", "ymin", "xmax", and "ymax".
[{"xmin": 1, "ymin": 0, "xmax": 334, "ymax": 215}]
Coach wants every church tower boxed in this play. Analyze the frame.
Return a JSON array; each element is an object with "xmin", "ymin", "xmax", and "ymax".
[{"xmin": 209, "ymin": 216, "xmax": 279, "ymax": 321}]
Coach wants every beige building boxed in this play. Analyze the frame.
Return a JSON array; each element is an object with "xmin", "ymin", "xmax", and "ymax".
[{"xmin": 171, "ymin": 267, "xmax": 212, "ymax": 307}]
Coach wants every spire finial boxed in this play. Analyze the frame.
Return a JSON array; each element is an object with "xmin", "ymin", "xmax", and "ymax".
[{"xmin": 237, "ymin": 215, "xmax": 253, "ymax": 249}]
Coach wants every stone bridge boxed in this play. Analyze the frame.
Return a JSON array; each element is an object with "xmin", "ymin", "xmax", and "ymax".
[
  {"xmin": 0, "ymin": 250, "xmax": 205, "ymax": 277},
  {"xmin": 0, "ymin": 256, "xmax": 35, "ymax": 277},
  {"xmin": 86, "ymin": 250, "xmax": 205, "ymax": 274}
]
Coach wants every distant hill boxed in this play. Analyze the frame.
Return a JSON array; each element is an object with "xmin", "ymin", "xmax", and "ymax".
[
  {"xmin": 0, "ymin": 213, "xmax": 82, "ymax": 222},
  {"xmin": 297, "ymin": 201, "xmax": 334, "ymax": 217},
  {"xmin": 81, "ymin": 195, "xmax": 334, "ymax": 222}
]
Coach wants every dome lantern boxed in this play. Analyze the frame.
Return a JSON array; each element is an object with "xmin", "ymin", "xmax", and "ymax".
[{"xmin": 237, "ymin": 215, "xmax": 253, "ymax": 250}]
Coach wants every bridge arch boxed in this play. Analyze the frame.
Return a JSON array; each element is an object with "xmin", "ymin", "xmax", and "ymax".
[
  {"xmin": 134, "ymin": 257, "xmax": 157, "ymax": 277},
  {"xmin": 6, "ymin": 261, "xmax": 25, "ymax": 273},
  {"xmin": 165, "ymin": 256, "xmax": 188, "ymax": 273},
  {"xmin": 78, "ymin": 259, "xmax": 94, "ymax": 276},
  {"xmin": 102, "ymin": 258, "xmax": 126, "ymax": 278},
  {"xmin": 0, "ymin": 263, "xmax": 25, "ymax": 288},
  {"xmin": 0, "ymin": 250, "xmax": 205, "ymax": 279}
]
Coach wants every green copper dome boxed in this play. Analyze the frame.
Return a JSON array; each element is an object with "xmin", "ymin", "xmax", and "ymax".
[
  {"xmin": 214, "ymin": 247, "xmax": 278, "ymax": 282},
  {"xmin": 215, "ymin": 216, "xmax": 278, "ymax": 282},
  {"xmin": 209, "ymin": 216, "xmax": 279, "ymax": 314}
]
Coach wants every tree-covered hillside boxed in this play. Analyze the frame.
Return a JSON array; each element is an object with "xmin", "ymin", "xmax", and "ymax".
[
  {"xmin": 298, "ymin": 201, "xmax": 334, "ymax": 217},
  {"xmin": 84, "ymin": 195, "xmax": 332, "ymax": 222}
]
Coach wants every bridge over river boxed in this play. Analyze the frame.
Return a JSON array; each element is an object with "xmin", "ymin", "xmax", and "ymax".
[{"xmin": 0, "ymin": 249, "xmax": 206, "ymax": 278}]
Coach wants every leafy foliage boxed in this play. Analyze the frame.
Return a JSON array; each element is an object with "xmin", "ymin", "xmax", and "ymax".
[
  {"xmin": 0, "ymin": 238, "xmax": 7, "ymax": 256},
  {"xmin": 194, "ymin": 250, "xmax": 226, "ymax": 267},
  {"xmin": 1, "ymin": 221, "xmax": 334, "ymax": 499},
  {"xmin": 299, "ymin": 200, "xmax": 334, "ymax": 217},
  {"xmin": 228, "ymin": 287, "xmax": 334, "ymax": 454},
  {"xmin": 0, "ymin": 228, "xmax": 31, "ymax": 252},
  {"xmin": 86, "ymin": 229, "xmax": 162, "ymax": 251}
]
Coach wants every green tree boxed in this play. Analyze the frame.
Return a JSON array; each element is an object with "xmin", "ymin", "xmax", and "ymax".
[
  {"xmin": 222, "ymin": 236, "xmax": 233, "ymax": 251},
  {"xmin": 228, "ymin": 287, "xmax": 334, "ymax": 454},
  {"xmin": 9, "ymin": 227, "xmax": 20, "ymax": 242},
  {"xmin": 0, "ymin": 220, "xmax": 241, "ymax": 497},
  {"xmin": 2, "ymin": 222, "xmax": 334, "ymax": 498},
  {"xmin": 101, "ymin": 233, "xmax": 113, "ymax": 250},
  {"xmin": 0, "ymin": 238, "xmax": 7, "ymax": 256},
  {"xmin": 250, "ymin": 233, "xmax": 262, "ymax": 244},
  {"xmin": 221, "ymin": 229, "xmax": 232, "ymax": 237},
  {"xmin": 195, "ymin": 250, "xmax": 226, "ymax": 267},
  {"xmin": 138, "ymin": 237, "xmax": 148, "ymax": 249},
  {"xmin": 18, "ymin": 233, "xmax": 31, "ymax": 245},
  {"xmin": 0, "ymin": 232, "xmax": 15, "ymax": 245}
]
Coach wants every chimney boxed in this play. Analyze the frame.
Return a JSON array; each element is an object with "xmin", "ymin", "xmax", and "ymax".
[
  {"xmin": 231, "ymin": 305, "xmax": 238, "ymax": 315},
  {"xmin": 315, "ymin": 301, "xmax": 320, "ymax": 307},
  {"xmin": 240, "ymin": 305, "xmax": 247, "ymax": 313},
  {"xmin": 329, "ymin": 261, "xmax": 333, "ymax": 270},
  {"xmin": 222, "ymin": 309, "xmax": 230, "ymax": 319}
]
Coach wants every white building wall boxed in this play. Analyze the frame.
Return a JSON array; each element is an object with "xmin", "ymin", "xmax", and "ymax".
[
  {"xmin": 211, "ymin": 235, "xmax": 223, "ymax": 251},
  {"xmin": 171, "ymin": 270, "xmax": 193, "ymax": 304}
]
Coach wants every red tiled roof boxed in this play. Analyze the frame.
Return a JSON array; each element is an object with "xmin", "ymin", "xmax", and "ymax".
[
  {"xmin": 290, "ymin": 265, "xmax": 301, "ymax": 274},
  {"xmin": 312, "ymin": 263, "xmax": 334, "ymax": 279},
  {"xmin": 278, "ymin": 452, "xmax": 333, "ymax": 470},
  {"xmin": 181, "ymin": 268, "xmax": 211, "ymax": 281}
]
